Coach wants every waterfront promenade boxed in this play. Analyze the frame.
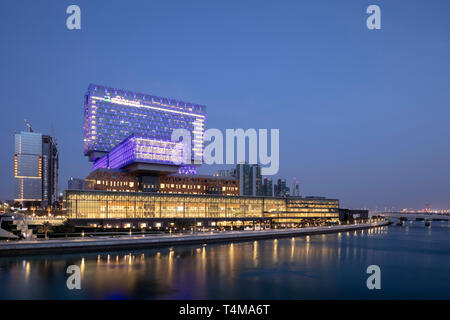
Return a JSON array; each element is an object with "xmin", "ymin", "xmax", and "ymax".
[{"xmin": 0, "ymin": 221, "xmax": 390, "ymax": 256}]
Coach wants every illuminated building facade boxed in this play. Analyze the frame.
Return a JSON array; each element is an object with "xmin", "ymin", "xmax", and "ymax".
[
  {"xmin": 72, "ymin": 83, "xmax": 343, "ymax": 229},
  {"xmin": 285, "ymin": 197, "xmax": 339, "ymax": 217},
  {"xmin": 158, "ymin": 174, "xmax": 239, "ymax": 196},
  {"xmin": 92, "ymin": 134, "xmax": 186, "ymax": 171},
  {"xmin": 265, "ymin": 196, "xmax": 340, "ymax": 225},
  {"xmin": 83, "ymin": 84, "xmax": 206, "ymax": 166},
  {"xmin": 14, "ymin": 132, "xmax": 58, "ymax": 206},
  {"xmin": 85, "ymin": 170, "xmax": 239, "ymax": 196},
  {"xmin": 64, "ymin": 190, "xmax": 340, "ymax": 228},
  {"xmin": 85, "ymin": 169, "xmax": 140, "ymax": 192}
]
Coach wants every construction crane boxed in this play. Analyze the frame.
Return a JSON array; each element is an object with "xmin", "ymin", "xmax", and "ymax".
[{"xmin": 24, "ymin": 119, "xmax": 33, "ymax": 132}]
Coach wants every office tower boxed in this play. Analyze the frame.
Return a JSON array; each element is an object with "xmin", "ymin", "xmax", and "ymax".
[
  {"xmin": 42, "ymin": 135, "xmax": 59, "ymax": 206},
  {"xmin": 263, "ymin": 177, "xmax": 273, "ymax": 196},
  {"xmin": 68, "ymin": 177, "xmax": 85, "ymax": 190},
  {"xmin": 274, "ymin": 179, "xmax": 290, "ymax": 197},
  {"xmin": 83, "ymin": 84, "xmax": 206, "ymax": 169},
  {"xmin": 236, "ymin": 163, "xmax": 262, "ymax": 196},
  {"xmin": 236, "ymin": 163, "xmax": 251, "ymax": 196},
  {"xmin": 251, "ymin": 164, "xmax": 263, "ymax": 196},
  {"xmin": 14, "ymin": 131, "xmax": 58, "ymax": 206},
  {"xmin": 291, "ymin": 178, "xmax": 300, "ymax": 196}
]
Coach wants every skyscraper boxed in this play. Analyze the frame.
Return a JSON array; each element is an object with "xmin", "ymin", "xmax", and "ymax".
[
  {"xmin": 251, "ymin": 164, "xmax": 263, "ymax": 196},
  {"xmin": 14, "ymin": 131, "xmax": 58, "ymax": 206},
  {"xmin": 291, "ymin": 178, "xmax": 300, "ymax": 196},
  {"xmin": 263, "ymin": 177, "xmax": 273, "ymax": 196},
  {"xmin": 236, "ymin": 163, "xmax": 251, "ymax": 196},
  {"xmin": 274, "ymin": 179, "xmax": 290, "ymax": 197},
  {"xmin": 236, "ymin": 163, "xmax": 262, "ymax": 196},
  {"xmin": 42, "ymin": 135, "xmax": 59, "ymax": 206}
]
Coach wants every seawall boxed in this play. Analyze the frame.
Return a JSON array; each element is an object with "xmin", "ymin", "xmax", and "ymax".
[{"xmin": 0, "ymin": 221, "xmax": 391, "ymax": 256}]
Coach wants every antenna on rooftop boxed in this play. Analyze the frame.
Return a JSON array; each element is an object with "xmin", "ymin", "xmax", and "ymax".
[{"xmin": 24, "ymin": 119, "xmax": 33, "ymax": 132}]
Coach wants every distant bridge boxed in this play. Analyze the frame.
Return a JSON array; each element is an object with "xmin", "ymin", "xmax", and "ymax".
[{"xmin": 375, "ymin": 212, "xmax": 450, "ymax": 221}]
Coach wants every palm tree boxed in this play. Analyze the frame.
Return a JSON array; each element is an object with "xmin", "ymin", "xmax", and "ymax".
[
  {"xmin": 60, "ymin": 220, "xmax": 75, "ymax": 239},
  {"xmin": 38, "ymin": 222, "xmax": 53, "ymax": 240}
]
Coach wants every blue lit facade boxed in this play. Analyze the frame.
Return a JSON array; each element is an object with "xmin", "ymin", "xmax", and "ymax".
[
  {"xmin": 84, "ymin": 84, "xmax": 206, "ymax": 164},
  {"xmin": 93, "ymin": 134, "xmax": 186, "ymax": 170}
]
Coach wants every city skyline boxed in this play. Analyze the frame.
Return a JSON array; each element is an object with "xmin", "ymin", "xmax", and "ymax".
[{"xmin": 1, "ymin": 1, "xmax": 450, "ymax": 210}]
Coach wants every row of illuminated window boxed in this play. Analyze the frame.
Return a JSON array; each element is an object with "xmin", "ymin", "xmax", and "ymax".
[
  {"xmin": 160, "ymin": 183, "xmax": 237, "ymax": 191},
  {"xmin": 68, "ymin": 201, "xmax": 268, "ymax": 219},
  {"xmin": 97, "ymin": 180, "xmax": 135, "ymax": 187}
]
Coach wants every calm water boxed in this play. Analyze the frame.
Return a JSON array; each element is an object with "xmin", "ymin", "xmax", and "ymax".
[{"xmin": 0, "ymin": 221, "xmax": 449, "ymax": 299}]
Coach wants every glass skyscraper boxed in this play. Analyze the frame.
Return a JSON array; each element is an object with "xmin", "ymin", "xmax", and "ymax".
[
  {"xmin": 83, "ymin": 84, "xmax": 206, "ymax": 166},
  {"xmin": 41, "ymin": 135, "xmax": 59, "ymax": 206},
  {"xmin": 236, "ymin": 163, "xmax": 262, "ymax": 196},
  {"xmin": 14, "ymin": 132, "xmax": 42, "ymax": 203},
  {"xmin": 14, "ymin": 131, "xmax": 58, "ymax": 206}
]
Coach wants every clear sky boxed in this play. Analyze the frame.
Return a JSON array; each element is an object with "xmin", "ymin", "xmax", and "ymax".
[{"xmin": 1, "ymin": 0, "xmax": 449, "ymax": 210}]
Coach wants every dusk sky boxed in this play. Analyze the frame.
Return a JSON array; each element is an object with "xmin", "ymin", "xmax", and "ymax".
[{"xmin": 1, "ymin": 0, "xmax": 449, "ymax": 210}]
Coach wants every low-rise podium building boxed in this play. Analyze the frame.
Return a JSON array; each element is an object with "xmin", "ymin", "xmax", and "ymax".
[{"xmin": 64, "ymin": 190, "xmax": 339, "ymax": 229}]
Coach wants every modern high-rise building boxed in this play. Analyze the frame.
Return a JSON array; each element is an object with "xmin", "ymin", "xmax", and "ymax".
[
  {"xmin": 236, "ymin": 163, "xmax": 251, "ymax": 196},
  {"xmin": 263, "ymin": 177, "xmax": 273, "ymax": 196},
  {"xmin": 236, "ymin": 163, "xmax": 262, "ymax": 196},
  {"xmin": 291, "ymin": 178, "xmax": 300, "ymax": 196},
  {"xmin": 14, "ymin": 131, "xmax": 58, "ymax": 207},
  {"xmin": 251, "ymin": 164, "xmax": 263, "ymax": 196},
  {"xmin": 41, "ymin": 135, "xmax": 59, "ymax": 206},
  {"xmin": 274, "ymin": 179, "xmax": 290, "ymax": 197},
  {"xmin": 83, "ymin": 84, "xmax": 206, "ymax": 171},
  {"xmin": 61, "ymin": 84, "xmax": 345, "ymax": 229}
]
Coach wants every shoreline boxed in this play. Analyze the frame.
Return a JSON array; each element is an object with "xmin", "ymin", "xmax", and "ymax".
[{"xmin": 0, "ymin": 221, "xmax": 391, "ymax": 257}]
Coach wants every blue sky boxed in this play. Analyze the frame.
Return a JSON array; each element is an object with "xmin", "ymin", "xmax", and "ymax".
[{"xmin": 1, "ymin": 0, "xmax": 449, "ymax": 210}]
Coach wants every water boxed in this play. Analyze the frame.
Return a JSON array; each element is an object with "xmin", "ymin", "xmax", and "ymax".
[{"xmin": 0, "ymin": 221, "xmax": 449, "ymax": 299}]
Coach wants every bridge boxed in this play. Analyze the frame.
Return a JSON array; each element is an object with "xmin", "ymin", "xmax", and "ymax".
[{"xmin": 375, "ymin": 212, "xmax": 450, "ymax": 221}]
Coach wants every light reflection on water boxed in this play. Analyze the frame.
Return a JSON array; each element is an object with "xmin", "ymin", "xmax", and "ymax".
[{"xmin": 0, "ymin": 222, "xmax": 449, "ymax": 299}]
